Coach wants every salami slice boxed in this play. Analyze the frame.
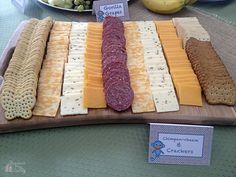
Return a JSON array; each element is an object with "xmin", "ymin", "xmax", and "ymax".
[
  {"xmin": 102, "ymin": 38, "xmax": 126, "ymax": 48},
  {"xmin": 103, "ymin": 16, "xmax": 123, "ymax": 28},
  {"xmin": 104, "ymin": 71, "xmax": 130, "ymax": 90},
  {"xmin": 102, "ymin": 43, "xmax": 125, "ymax": 53},
  {"xmin": 103, "ymin": 50, "xmax": 127, "ymax": 60},
  {"xmin": 102, "ymin": 61, "xmax": 127, "ymax": 74},
  {"xmin": 102, "ymin": 55, "xmax": 127, "ymax": 68},
  {"xmin": 103, "ymin": 28, "xmax": 124, "ymax": 35},
  {"xmin": 103, "ymin": 67, "xmax": 129, "ymax": 82},
  {"xmin": 105, "ymin": 81, "xmax": 134, "ymax": 111},
  {"xmin": 103, "ymin": 35, "xmax": 126, "ymax": 45},
  {"xmin": 102, "ymin": 16, "xmax": 134, "ymax": 112}
]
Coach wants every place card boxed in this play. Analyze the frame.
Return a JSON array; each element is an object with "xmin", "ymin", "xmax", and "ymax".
[
  {"xmin": 93, "ymin": 0, "xmax": 130, "ymax": 22},
  {"xmin": 149, "ymin": 123, "xmax": 213, "ymax": 165}
]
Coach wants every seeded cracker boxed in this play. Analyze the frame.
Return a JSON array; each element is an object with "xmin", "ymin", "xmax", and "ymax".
[{"xmin": 185, "ymin": 38, "xmax": 236, "ymax": 105}]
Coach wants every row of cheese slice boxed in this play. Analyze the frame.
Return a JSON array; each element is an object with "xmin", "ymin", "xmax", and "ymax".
[
  {"xmin": 155, "ymin": 21, "xmax": 202, "ymax": 106},
  {"xmin": 33, "ymin": 21, "xmax": 71, "ymax": 117},
  {"xmin": 60, "ymin": 22, "xmax": 88, "ymax": 115},
  {"xmin": 125, "ymin": 21, "xmax": 179, "ymax": 113},
  {"xmin": 59, "ymin": 20, "xmax": 203, "ymax": 116},
  {"xmin": 38, "ymin": 20, "xmax": 206, "ymax": 117}
]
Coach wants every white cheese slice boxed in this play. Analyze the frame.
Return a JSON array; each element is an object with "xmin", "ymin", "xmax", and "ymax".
[
  {"xmin": 64, "ymin": 75, "xmax": 84, "ymax": 82},
  {"xmin": 63, "ymin": 83, "xmax": 83, "ymax": 95},
  {"xmin": 152, "ymin": 88, "xmax": 179, "ymax": 113},
  {"xmin": 146, "ymin": 64, "xmax": 169, "ymax": 73},
  {"xmin": 68, "ymin": 55, "xmax": 84, "ymax": 61},
  {"xmin": 70, "ymin": 39, "xmax": 87, "ymax": 44},
  {"xmin": 144, "ymin": 55, "xmax": 166, "ymax": 63},
  {"xmin": 61, "ymin": 94, "xmax": 88, "ymax": 115},
  {"xmin": 69, "ymin": 51, "xmax": 85, "ymax": 56},
  {"xmin": 69, "ymin": 47, "xmax": 85, "ymax": 52},
  {"xmin": 69, "ymin": 44, "xmax": 86, "ymax": 49}
]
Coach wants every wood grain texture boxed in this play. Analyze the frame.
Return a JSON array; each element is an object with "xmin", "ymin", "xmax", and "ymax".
[
  {"xmin": 0, "ymin": 100, "xmax": 235, "ymax": 133},
  {"xmin": 0, "ymin": 1, "xmax": 236, "ymax": 133}
]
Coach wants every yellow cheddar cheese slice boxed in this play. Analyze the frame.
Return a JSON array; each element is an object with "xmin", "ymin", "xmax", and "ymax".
[
  {"xmin": 170, "ymin": 70, "xmax": 195, "ymax": 76},
  {"xmin": 84, "ymin": 52, "xmax": 102, "ymax": 60},
  {"xmin": 83, "ymin": 86, "xmax": 106, "ymax": 108},
  {"xmin": 85, "ymin": 82, "xmax": 103, "ymax": 88},
  {"xmin": 173, "ymin": 79, "xmax": 199, "ymax": 89},
  {"xmin": 168, "ymin": 62, "xmax": 191, "ymax": 68},
  {"xmin": 160, "ymin": 36, "xmax": 180, "ymax": 41},
  {"xmin": 84, "ymin": 69, "xmax": 102, "ymax": 76},
  {"xmin": 155, "ymin": 20, "xmax": 173, "ymax": 26},
  {"xmin": 87, "ymin": 22, "xmax": 102, "ymax": 28},
  {"xmin": 86, "ymin": 47, "xmax": 102, "ymax": 54},
  {"xmin": 85, "ymin": 61, "xmax": 102, "ymax": 68},
  {"xmin": 156, "ymin": 20, "xmax": 202, "ymax": 107},
  {"xmin": 163, "ymin": 48, "xmax": 185, "ymax": 54},
  {"xmin": 170, "ymin": 67, "xmax": 195, "ymax": 73},
  {"xmin": 85, "ymin": 60, "xmax": 102, "ymax": 67},
  {"xmin": 86, "ymin": 42, "xmax": 102, "ymax": 48},
  {"xmin": 176, "ymin": 83, "xmax": 202, "ymax": 106},
  {"xmin": 86, "ymin": 29, "xmax": 102, "ymax": 35},
  {"xmin": 87, "ymin": 74, "xmax": 103, "ymax": 81},
  {"xmin": 85, "ymin": 78, "xmax": 103, "ymax": 87},
  {"xmin": 86, "ymin": 34, "xmax": 102, "ymax": 40},
  {"xmin": 85, "ymin": 65, "xmax": 102, "ymax": 73},
  {"xmin": 172, "ymin": 74, "xmax": 198, "ymax": 80}
]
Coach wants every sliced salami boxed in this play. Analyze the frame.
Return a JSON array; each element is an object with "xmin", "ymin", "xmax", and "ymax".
[
  {"xmin": 103, "ymin": 67, "xmax": 130, "ymax": 84},
  {"xmin": 102, "ymin": 43, "xmax": 126, "ymax": 53},
  {"xmin": 102, "ymin": 61, "xmax": 127, "ymax": 75},
  {"xmin": 104, "ymin": 72, "xmax": 130, "ymax": 90},
  {"xmin": 102, "ymin": 55, "xmax": 127, "ymax": 67},
  {"xmin": 103, "ymin": 16, "xmax": 123, "ymax": 28},
  {"xmin": 105, "ymin": 81, "xmax": 134, "ymax": 112},
  {"xmin": 103, "ymin": 50, "xmax": 127, "ymax": 60},
  {"xmin": 102, "ymin": 16, "xmax": 133, "ymax": 111},
  {"xmin": 103, "ymin": 35, "xmax": 126, "ymax": 45},
  {"xmin": 102, "ymin": 38, "xmax": 126, "ymax": 48}
]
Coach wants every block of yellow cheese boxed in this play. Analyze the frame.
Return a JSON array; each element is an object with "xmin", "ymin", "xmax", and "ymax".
[
  {"xmin": 85, "ymin": 52, "xmax": 102, "ymax": 59},
  {"xmin": 156, "ymin": 20, "xmax": 202, "ymax": 107},
  {"xmin": 86, "ymin": 48, "xmax": 102, "ymax": 54},
  {"xmin": 176, "ymin": 83, "xmax": 202, "ymax": 106},
  {"xmin": 86, "ymin": 42, "xmax": 102, "ymax": 48},
  {"xmin": 83, "ymin": 86, "xmax": 106, "ymax": 108},
  {"xmin": 83, "ymin": 22, "xmax": 106, "ymax": 108}
]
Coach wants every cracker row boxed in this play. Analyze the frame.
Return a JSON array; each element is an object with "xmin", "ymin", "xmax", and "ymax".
[
  {"xmin": 0, "ymin": 17, "xmax": 53, "ymax": 120},
  {"xmin": 185, "ymin": 38, "xmax": 236, "ymax": 105}
]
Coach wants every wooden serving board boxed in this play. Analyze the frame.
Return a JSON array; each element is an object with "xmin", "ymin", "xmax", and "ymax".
[{"xmin": 0, "ymin": 21, "xmax": 235, "ymax": 134}]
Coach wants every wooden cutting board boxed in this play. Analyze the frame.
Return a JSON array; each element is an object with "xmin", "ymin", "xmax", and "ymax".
[{"xmin": 0, "ymin": 21, "xmax": 235, "ymax": 134}]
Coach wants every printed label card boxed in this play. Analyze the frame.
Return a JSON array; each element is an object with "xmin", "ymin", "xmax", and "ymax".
[
  {"xmin": 93, "ymin": 0, "xmax": 130, "ymax": 22},
  {"xmin": 149, "ymin": 123, "xmax": 213, "ymax": 165}
]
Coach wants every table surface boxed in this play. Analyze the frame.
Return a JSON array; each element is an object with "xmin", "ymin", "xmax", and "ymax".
[{"xmin": 0, "ymin": 1, "xmax": 236, "ymax": 177}]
